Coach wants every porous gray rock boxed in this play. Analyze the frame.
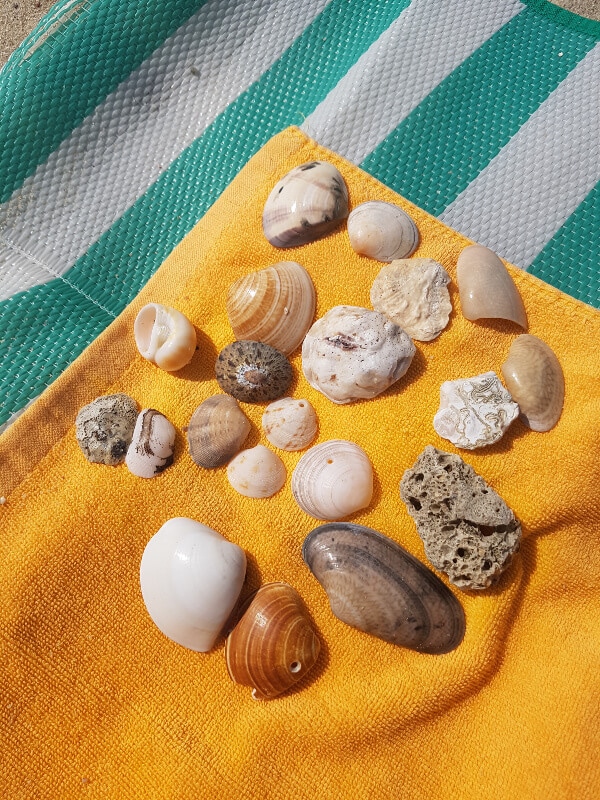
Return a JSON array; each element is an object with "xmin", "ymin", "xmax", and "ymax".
[
  {"xmin": 399, "ymin": 445, "xmax": 521, "ymax": 590},
  {"xmin": 75, "ymin": 393, "xmax": 138, "ymax": 465}
]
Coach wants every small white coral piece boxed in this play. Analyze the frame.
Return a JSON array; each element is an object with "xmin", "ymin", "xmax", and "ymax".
[
  {"xmin": 433, "ymin": 371, "xmax": 519, "ymax": 449},
  {"xmin": 227, "ymin": 445, "xmax": 286, "ymax": 498},
  {"xmin": 302, "ymin": 305, "xmax": 415, "ymax": 404},
  {"xmin": 125, "ymin": 409, "xmax": 176, "ymax": 478},
  {"xmin": 134, "ymin": 303, "xmax": 196, "ymax": 371}
]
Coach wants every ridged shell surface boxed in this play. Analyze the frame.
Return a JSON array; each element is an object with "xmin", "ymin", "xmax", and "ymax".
[
  {"xmin": 125, "ymin": 409, "xmax": 176, "ymax": 478},
  {"xmin": 347, "ymin": 201, "xmax": 419, "ymax": 261},
  {"xmin": 226, "ymin": 262, "xmax": 316, "ymax": 355},
  {"xmin": 262, "ymin": 397, "xmax": 318, "ymax": 451},
  {"xmin": 134, "ymin": 303, "xmax": 197, "ymax": 371},
  {"xmin": 262, "ymin": 161, "xmax": 349, "ymax": 248},
  {"xmin": 227, "ymin": 445, "xmax": 286, "ymax": 498},
  {"xmin": 215, "ymin": 340, "xmax": 293, "ymax": 403},
  {"xmin": 291, "ymin": 440, "xmax": 373, "ymax": 520},
  {"xmin": 225, "ymin": 582, "xmax": 321, "ymax": 699},
  {"xmin": 187, "ymin": 395, "xmax": 251, "ymax": 468},
  {"xmin": 501, "ymin": 334, "xmax": 564, "ymax": 432},
  {"xmin": 302, "ymin": 523, "xmax": 465, "ymax": 654},
  {"xmin": 140, "ymin": 517, "xmax": 246, "ymax": 652},
  {"xmin": 456, "ymin": 245, "xmax": 527, "ymax": 328}
]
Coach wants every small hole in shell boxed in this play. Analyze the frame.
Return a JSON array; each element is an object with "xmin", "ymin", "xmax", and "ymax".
[
  {"xmin": 327, "ymin": 459, "xmax": 333, "ymax": 464},
  {"xmin": 290, "ymin": 661, "xmax": 301, "ymax": 673}
]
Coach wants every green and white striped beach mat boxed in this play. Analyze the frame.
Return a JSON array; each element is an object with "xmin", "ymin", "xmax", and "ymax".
[{"xmin": 1, "ymin": 0, "xmax": 599, "ymax": 429}]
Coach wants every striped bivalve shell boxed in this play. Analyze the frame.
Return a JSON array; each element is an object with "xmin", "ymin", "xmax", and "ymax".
[
  {"xmin": 187, "ymin": 395, "xmax": 251, "ymax": 468},
  {"xmin": 302, "ymin": 523, "xmax": 465, "ymax": 654},
  {"xmin": 347, "ymin": 201, "xmax": 419, "ymax": 261},
  {"xmin": 225, "ymin": 582, "xmax": 321, "ymax": 699},
  {"xmin": 226, "ymin": 261, "xmax": 316, "ymax": 355}
]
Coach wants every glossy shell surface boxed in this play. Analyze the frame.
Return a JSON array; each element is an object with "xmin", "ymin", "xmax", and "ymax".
[
  {"xmin": 302, "ymin": 305, "xmax": 415, "ymax": 404},
  {"xmin": 125, "ymin": 409, "xmax": 176, "ymax": 478},
  {"xmin": 227, "ymin": 445, "xmax": 286, "ymax": 498},
  {"xmin": 262, "ymin": 161, "xmax": 349, "ymax": 248},
  {"xmin": 456, "ymin": 245, "xmax": 527, "ymax": 328},
  {"xmin": 291, "ymin": 440, "xmax": 373, "ymax": 520},
  {"xmin": 262, "ymin": 397, "xmax": 318, "ymax": 451},
  {"xmin": 134, "ymin": 303, "xmax": 197, "ymax": 371},
  {"xmin": 303, "ymin": 523, "xmax": 465, "ymax": 653},
  {"xmin": 347, "ymin": 201, "xmax": 419, "ymax": 261},
  {"xmin": 139, "ymin": 517, "xmax": 246, "ymax": 651},
  {"xmin": 501, "ymin": 334, "xmax": 564, "ymax": 432},
  {"xmin": 225, "ymin": 582, "xmax": 321, "ymax": 699},
  {"xmin": 226, "ymin": 261, "xmax": 316, "ymax": 355},
  {"xmin": 215, "ymin": 340, "xmax": 293, "ymax": 403},
  {"xmin": 187, "ymin": 395, "xmax": 251, "ymax": 468},
  {"xmin": 75, "ymin": 393, "xmax": 138, "ymax": 465}
]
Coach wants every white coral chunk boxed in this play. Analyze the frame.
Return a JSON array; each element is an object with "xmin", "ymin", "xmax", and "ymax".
[{"xmin": 433, "ymin": 371, "xmax": 519, "ymax": 449}]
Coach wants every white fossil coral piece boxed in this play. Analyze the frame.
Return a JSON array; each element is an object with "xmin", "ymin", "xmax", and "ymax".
[
  {"xmin": 301, "ymin": 305, "xmax": 415, "ymax": 404},
  {"xmin": 433, "ymin": 371, "xmax": 519, "ymax": 449}
]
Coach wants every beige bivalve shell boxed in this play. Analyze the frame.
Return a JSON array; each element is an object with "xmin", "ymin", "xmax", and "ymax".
[
  {"xmin": 501, "ymin": 334, "xmax": 564, "ymax": 432},
  {"xmin": 370, "ymin": 258, "xmax": 452, "ymax": 342},
  {"xmin": 134, "ymin": 303, "xmax": 196, "ymax": 371},
  {"xmin": 262, "ymin": 397, "xmax": 318, "ymax": 451},
  {"xmin": 187, "ymin": 395, "xmax": 251, "ymax": 468},
  {"xmin": 125, "ymin": 409, "xmax": 176, "ymax": 478},
  {"xmin": 227, "ymin": 445, "xmax": 286, "ymax": 498},
  {"xmin": 291, "ymin": 440, "xmax": 373, "ymax": 520},
  {"xmin": 347, "ymin": 201, "xmax": 419, "ymax": 261},
  {"xmin": 456, "ymin": 245, "xmax": 527, "ymax": 328},
  {"xmin": 226, "ymin": 261, "xmax": 316, "ymax": 355}
]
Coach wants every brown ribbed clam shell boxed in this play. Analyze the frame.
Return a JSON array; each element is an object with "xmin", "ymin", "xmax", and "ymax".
[
  {"xmin": 187, "ymin": 395, "xmax": 251, "ymax": 468},
  {"xmin": 226, "ymin": 261, "xmax": 316, "ymax": 355},
  {"xmin": 215, "ymin": 340, "xmax": 293, "ymax": 403},
  {"xmin": 302, "ymin": 523, "xmax": 465, "ymax": 654},
  {"xmin": 225, "ymin": 582, "xmax": 321, "ymax": 699}
]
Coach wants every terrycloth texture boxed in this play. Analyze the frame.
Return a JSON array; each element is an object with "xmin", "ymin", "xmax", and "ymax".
[{"xmin": 1, "ymin": 127, "xmax": 599, "ymax": 799}]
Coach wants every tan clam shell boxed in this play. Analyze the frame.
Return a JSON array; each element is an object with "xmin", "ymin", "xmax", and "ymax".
[
  {"xmin": 291, "ymin": 439, "xmax": 373, "ymax": 520},
  {"xmin": 456, "ymin": 245, "xmax": 527, "ymax": 328},
  {"xmin": 227, "ymin": 445, "xmax": 286, "ymax": 498},
  {"xmin": 261, "ymin": 397, "xmax": 318, "ymax": 451},
  {"xmin": 226, "ymin": 261, "xmax": 316, "ymax": 356},
  {"xmin": 225, "ymin": 582, "xmax": 321, "ymax": 699},
  {"xmin": 347, "ymin": 201, "xmax": 419, "ymax": 261},
  {"xmin": 501, "ymin": 334, "xmax": 564, "ymax": 432},
  {"xmin": 187, "ymin": 395, "xmax": 251, "ymax": 468}
]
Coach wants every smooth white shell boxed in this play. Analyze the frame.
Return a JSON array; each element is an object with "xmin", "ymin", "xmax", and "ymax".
[
  {"xmin": 302, "ymin": 305, "xmax": 415, "ymax": 404},
  {"xmin": 433, "ymin": 372, "xmax": 519, "ymax": 449},
  {"xmin": 125, "ymin": 409, "xmax": 176, "ymax": 478},
  {"xmin": 134, "ymin": 303, "xmax": 197, "ymax": 371},
  {"xmin": 139, "ymin": 518, "xmax": 246, "ymax": 652},
  {"xmin": 291, "ymin": 440, "xmax": 373, "ymax": 520},
  {"xmin": 227, "ymin": 445, "xmax": 286, "ymax": 498},
  {"xmin": 262, "ymin": 397, "xmax": 318, "ymax": 451},
  {"xmin": 347, "ymin": 201, "xmax": 419, "ymax": 261}
]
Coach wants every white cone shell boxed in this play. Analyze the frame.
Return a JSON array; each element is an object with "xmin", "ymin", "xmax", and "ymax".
[
  {"xmin": 139, "ymin": 518, "xmax": 246, "ymax": 652},
  {"xmin": 125, "ymin": 409, "xmax": 176, "ymax": 478}
]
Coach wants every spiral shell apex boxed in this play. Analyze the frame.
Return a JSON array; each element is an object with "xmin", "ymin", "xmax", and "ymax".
[{"xmin": 225, "ymin": 583, "xmax": 321, "ymax": 699}]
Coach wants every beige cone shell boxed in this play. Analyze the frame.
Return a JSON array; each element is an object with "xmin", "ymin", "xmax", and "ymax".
[
  {"xmin": 456, "ymin": 245, "xmax": 527, "ymax": 328},
  {"xmin": 291, "ymin": 439, "xmax": 373, "ymax": 520},
  {"xmin": 347, "ymin": 201, "xmax": 419, "ymax": 261},
  {"xmin": 226, "ymin": 261, "xmax": 316, "ymax": 356},
  {"xmin": 501, "ymin": 334, "xmax": 564, "ymax": 432},
  {"xmin": 262, "ymin": 397, "xmax": 318, "ymax": 451},
  {"xmin": 227, "ymin": 445, "xmax": 286, "ymax": 498}
]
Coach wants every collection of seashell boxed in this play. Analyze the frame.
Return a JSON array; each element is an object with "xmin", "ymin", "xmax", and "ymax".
[{"xmin": 74, "ymin": 158, "xmax": 566, "ymax": 698}]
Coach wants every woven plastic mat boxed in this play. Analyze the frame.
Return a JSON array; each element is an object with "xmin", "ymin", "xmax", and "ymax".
[{"xmin": 0, "ymin": 0, "xmax": 599, "ymax": 428}]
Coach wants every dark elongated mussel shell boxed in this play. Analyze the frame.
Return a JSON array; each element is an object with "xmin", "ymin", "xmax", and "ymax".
[{"xmin": 302, "ymin": 523, "xmax": 465, "ymax": 654}]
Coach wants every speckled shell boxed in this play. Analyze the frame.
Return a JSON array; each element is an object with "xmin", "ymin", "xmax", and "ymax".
[
  {"xmin": 227, "ymin": 445, "xmax": 286, "ymax": 498},
  {"xmin": 140, "ymin": 517, "xmax": 246, "ymax": 652},
  {"xmin": 303, "ymin": 523, "xmax": 465, "ymax": 653},
  {"xmin": 226, "ymin": 262, "xmax": 316, "ymax": 355},
  {"xmin": 125, "ymin": 409, "xmax": 176, "ymax": 478},
  {"xmin": 456, "ymin": 245, "xmax": 527, "ymax": 329},
  {"xmin": 262, "ymin": 397, "xmax": 318, "ymax": 451},
  {"xmin": 134, "ymin": 303, "xmax": 197, "ymax": 371},
  {"xmin": 347, "ymin": 201, "xmax": 419, "ymax": 261},
  {"xmin": 262, "ymin": 161, "xmax": 349, "ymax": 248},
  {"xmin": 291, "ymin": 440, "xmax": 373, "ymax": 520},
  {"xmin": 187, "ymin": 395, "xmax": 251, "ymax": 468},
  {"xmin": 215, "ymin": 340, "xmax": 293, "ymax": 403},
  {"xmin": 501, "ymin": 334, "xmax": 564, "ymax": 432},
  {"xmin": 225, "ymin": 582, "xmax": 321, "ymax": 699},
  {"xmin": 75, "ymin": 393, "xmax": 138, "ymax": 465}
]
